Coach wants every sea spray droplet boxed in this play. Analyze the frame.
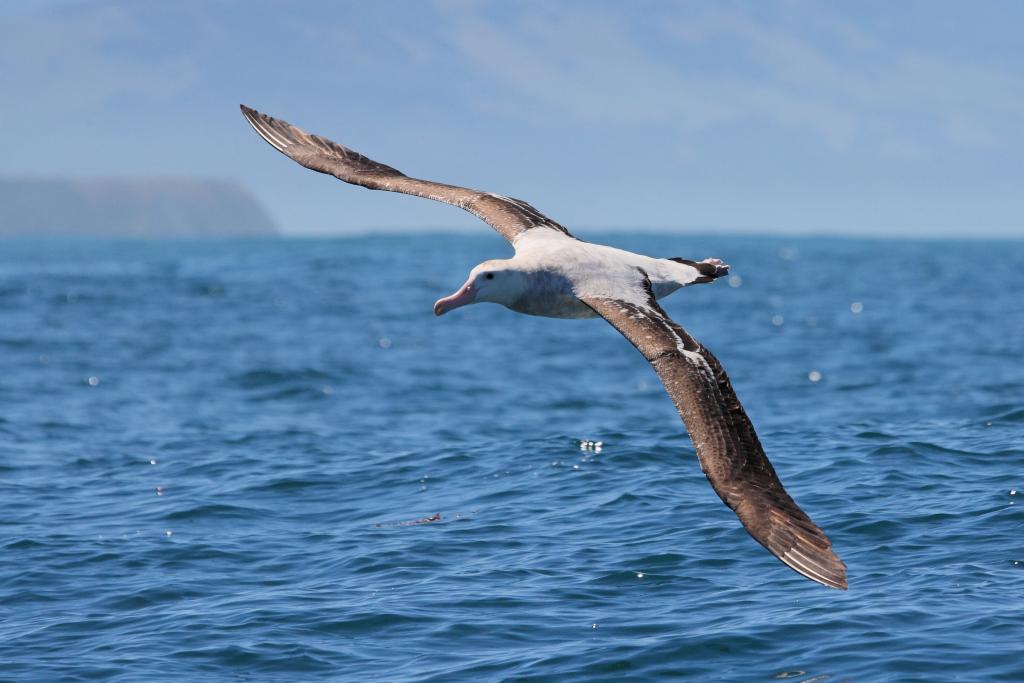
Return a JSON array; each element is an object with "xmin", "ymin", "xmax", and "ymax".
[
  {"xmin": 808, "ymin": 371, "xmax": 823, "ymax": 382},
  {"xmin": 772, "ymin": 314, "xmax": 784, "ymax": 326},
  {"xmin": 87, "ymin": 376, "xmax": 100, "ymax": 387},
  {"xmin": 851, "ymin": 301, "xmax": 864, "ymax": 313}
]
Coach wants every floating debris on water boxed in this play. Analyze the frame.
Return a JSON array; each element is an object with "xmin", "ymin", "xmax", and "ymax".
[
  {"xmin": 579, "ymin": 440, "xmax": 603, "ymax": 453},
  {"xmin": 375, "ymin": 512, "xmax": 444, "ymax": 528}
]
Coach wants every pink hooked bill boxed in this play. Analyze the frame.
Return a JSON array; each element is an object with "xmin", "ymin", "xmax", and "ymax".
[{"xmin": 433, "ymin": 278, "xmax": 476, "ymax": 316}]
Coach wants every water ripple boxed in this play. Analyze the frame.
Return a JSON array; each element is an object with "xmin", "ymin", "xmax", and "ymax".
[{"xmin": 1, "ymin": 236, "xmax": 1022, "ymax": 681}]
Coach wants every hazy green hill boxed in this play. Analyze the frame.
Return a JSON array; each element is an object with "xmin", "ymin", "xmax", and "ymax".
[{"xmin": 0, "ymin": 178, "xmax": 278, "ymax": 237}]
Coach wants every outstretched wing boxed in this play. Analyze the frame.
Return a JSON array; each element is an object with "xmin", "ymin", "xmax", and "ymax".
[
  {"xmin": 240, "ymin": 105, "xmax": 573, "ymax": 244},
  {"xmin": 579, "ymin": 276, "xmax": 847, "ymax": 589}
]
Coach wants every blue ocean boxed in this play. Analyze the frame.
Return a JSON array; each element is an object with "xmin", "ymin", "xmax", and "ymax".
[{"xmin": 1, "ymin": 234, "xmax": 1022, "ymax": 681}]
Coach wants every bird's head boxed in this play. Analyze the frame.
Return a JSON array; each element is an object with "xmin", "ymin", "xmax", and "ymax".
[{"xmin": 434, "ymin": 260, "xmax": 526, "ymax": 316}]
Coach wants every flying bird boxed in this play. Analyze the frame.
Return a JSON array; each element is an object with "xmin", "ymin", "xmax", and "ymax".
[{"xmin": 240, "ymin": 105, "xmax": 847, "ymax": 590}]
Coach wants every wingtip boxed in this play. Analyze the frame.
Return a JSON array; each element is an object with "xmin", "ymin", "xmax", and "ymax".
[
  {"xmin": 817, "ymin": 562, "xmax": 848, "ymax": 591},
  {"xmin": 787, "ymin": 550, "xmax": 848, "ymax": 590},
  {"xmin": 825, "ymin": 574, "xmax": 848, "ymax": 590},
  {"xmin": 834, "ymin": 563, "xmax": 849, "ymax": 591},
  {"xmin": 803, "ymin": 569, "xmax": 848, "ymax": 591}
]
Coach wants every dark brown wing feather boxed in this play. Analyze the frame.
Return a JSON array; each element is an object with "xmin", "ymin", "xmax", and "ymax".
[
  {"xmin": 580, "ymin": 280, "xmax": 847, "ymax": 590},
  {"xmin": 240, "ymin": 105, "xmax": 572, "ymax": 244}
]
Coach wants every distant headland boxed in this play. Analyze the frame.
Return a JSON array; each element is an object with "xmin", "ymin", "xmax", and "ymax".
[{"xmin": 0, "ymin": 178, "xmax": 278, "ymax": 237}]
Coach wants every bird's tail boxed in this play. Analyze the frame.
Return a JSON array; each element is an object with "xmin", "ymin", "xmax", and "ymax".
[{"xmin": 668, "ymin": 257, "xmax": 730, "ymax": 284}]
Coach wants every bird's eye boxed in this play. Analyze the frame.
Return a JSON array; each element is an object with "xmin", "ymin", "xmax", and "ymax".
[{"xmin": 485, "ymin": 272, "xmax": 495, "ymax": 280}]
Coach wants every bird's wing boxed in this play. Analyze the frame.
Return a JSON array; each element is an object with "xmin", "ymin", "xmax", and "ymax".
[
  {"xmin": 240, "ymin": 105, "xmax": 574, "ymax": 244},
  {"xmin": 578, "ymin": 275, "xmax": 847, "ymax": 589}
]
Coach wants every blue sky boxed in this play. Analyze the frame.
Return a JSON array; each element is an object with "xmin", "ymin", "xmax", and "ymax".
[{"xmin": 2, "ymin": 0, "xmax": 1023, "ymax": 237}]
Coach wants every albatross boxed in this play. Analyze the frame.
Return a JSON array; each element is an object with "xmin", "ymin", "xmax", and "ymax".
[{"xmin": 240, "ymin": 105, "xmax": 848, "ymax": 590}]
